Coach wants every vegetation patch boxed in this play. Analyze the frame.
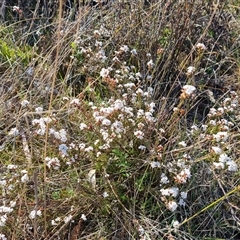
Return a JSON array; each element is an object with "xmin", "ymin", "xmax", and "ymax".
[{"xmin": 0, "ymin": 0, "xmax": 239, "ymax": 239}]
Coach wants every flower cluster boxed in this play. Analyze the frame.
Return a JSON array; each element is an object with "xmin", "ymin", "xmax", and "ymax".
[
  {"xmin": 0, "ymin": 204, "xmax": 15, "ymax": 227},
  {"xmin": 32, "ymin": 114, "xmax": 52, "ymax": 136},
  {"xmin": 29, "ymin": 209, "xmax": 42, "ymax": 219},
  {"xmin": 180, "ymin": 85, "xmax": 196, "ymax": 99}
]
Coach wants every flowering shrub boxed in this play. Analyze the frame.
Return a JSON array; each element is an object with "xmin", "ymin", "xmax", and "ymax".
[{"xmin": 0, "ymin": 1, "xmax": 239, "ymax": 239}]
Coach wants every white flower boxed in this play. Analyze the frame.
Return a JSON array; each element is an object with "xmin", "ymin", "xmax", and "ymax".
[
  {"xmin": 136, "ymin": 88, "xmax": 144, "ymax": 96},
  {"xmin": 178, "ymin": 141, "xmax": 187, "ymax": 147},
  {"xmin": 96, "ymin": 49, "xmax": 107, "ymax": 62},
  {"xmin": 174, "ymin": 168, "xmax": 191, "ymax": 183},
  {"xmin": 100, "ymin": 68, "xmax": 110, "ymax": 78},
  {"xmin": 131, "ymin": 49, "xmax": 137, "ymax": 55},
  {"xmin": 143, "ymin": 90, "xmax": 152, "ymax": 98},
  {"xmin": 13, "ymin": 6, "xmax": 20, "ymax": 12},
  {"xmin": 147, "ymin": 59, "xmax": 155, "ymax": 69},
  {"xmin": 84, "ymin": 146, "xmax": 93, "ymax": 152},
  {"xmin": 111, "ymin": 121, "xmax": 125, "ymax": 134},
  {"xmin": 112, "ymin": 56, "xmax": 120, "ymax": 62},
  {"xmin": 93, "ymin": 30, "xmax": 101, "ymax": 37},
  {"xmin": 64, "ymin": 214, "xmax": 73, "ymax": 223},
  {"xmin": 191, "ymin": 125, "xmax": 199, "ymax": 132},
  {"xmin": 0, "ymin": 206, "xmax": 13, "ymax": 213},
  {"xmin": 103, "ymin": 191, "xmax": 109, "ymax": 198},
  {"xmin": 213, "ymin": 162, "xmax": 225, "ymax": 169},
  {"xmin": 146, "ymin": 75, "xmax": 152, "ymax": 81},
  {"xmin": 226, "ymin": 160, "xmax": 238, "ymax": 172},
  {"xmin": 29, "ymin": 210, "xmax": 42, "ymax": 219},
  {"xmin": 137, "ymin": 109, "xmax": 145, "ymax": 118},
  {"xmin": 167, "ymin": 201, "xmax": 178, "ymax": 212},
  {"xmin": 42, "ymin": 117, "xmax": 52, "ymax": 124},
  {"xmin": 219, "ymin": 153, "xmax": 232, "ymax": 163},
  {"xmin": 172, "ymin": 220, "xmax": 180, "ymax": 228},
  {"xmin": 138, "ymin": 225, "xmax": 145, "ymax": 235},
  {"xmin": 120, "ymin": 45, "xmax": 129, "ymax": 52},
  {"xmin": 0, "ymin": 215, "xmax": 7, "ymax": 227},
  {"xmin": 182, "ymin": 85, "xmax": 196, "ymax": 96},
  {"xmin": 7, "ymin": 184, "xmax": 14, "ymax": 192},
  {"xmin": 145, "ymin": 111, "xmax": 156, "ymax": 122},
  {"xmin": 138, "ymin": 122, "xmax": 145, "ymax": 129},
  {"xmin": 69, "ymin": 143, "xmax": 77, "ymax": 149},
  {"xmin": 161, "ymin": 187, "xmax": 179, "ymax": 197},
  {"xmin": 211, "ymin": 146, "xmax": 222, "ymax": 155},
  {"xmin": 81, "ymin": 214, "xmax": 87, "ymax": 221},
  {"xmin": 209, "ymin": 108, "xmax": 217, "ymax": 116},
  {"xmin": 51, "ymin": 217, "xmax": 61, "ymax": 226},
  {"xmin": 173, "ymin": 107, "xmax": 179, "ymax": 112},
  {"xmin": 34, "ymin": 118, "xmax": 46, "ymax": 135},
  {"xmin": 80, "ymin": 123, "xmax": 88, "ymax": 130},
  {"xmin": 0, "ymin": 234, "xmax": 7, "ymax": 240},
  {"xmin": 134, "ymin": 130, "xmax": 144, "ymax": 139},
  {"xmin": 7, "ymin": 164, "xmax": 17, "ymax": 170},
  {"xmin": 35, "ymin": 107, "xmax": 43, "ymax": 112},
  {"xmin": 160, "ymin": 188, "xmax": 170, "ymax": 196},
  {"xmin": 178, "ymin": 198, "xmax": 186, "ymax": 206},
  {"xmin": 159, "ymin": 128, "xmax": 165, "ymax": 133},
  {"xmin": 136, "ymin": 72, "xmax": 142, "ymax": 79},
  {"xmin": 21, "ymin": 173, "xmax": 29, "ymax": 183},
  {"xmin": 99, "ymin": 25, "xmax": 110, "ymax": 37},
  {"xmin": 149, "ymin": 102, "xmax": 155, "ymax": 111},
  {"xmin": 160, "ymin": 173, "xmax": 169, "ymax": 184},
  {"xmin": 51, "ymin": 220, "xmax": 57, "ymax": 226},
  {"xmin": 186, "ymin": 66, "xmax": 195, "ymax": 75},
  {"xmin": 102, "ymin": 118, "xmax": 111, "ymax": 126},
  {"xmin": 213, "ymin": 132, "xmax": 228, "ymax": 142},
  {"xmin": 79, "ymin": 143, "xmax": 86, "ymax": 151},
  {"xmin": 196, "ymin": 43, "xmax": 207, "ymax": 51},
  {"xmin": 70, "ymin": 98, "xmax": 80, "ymax": 106},
  {"xmin": 183, "ymin": 168, "xmax": 191, "ymax": 178},
  {"xmin": 101, "ymin": 130, "xmax": 109, "ymax": 141},
  {"xmin": 95, "ymin": 40, "xmax": 102, "ymax": 47},
  {"xmin": 62, "ymin": 96, "xmax": 69, "ymax": 101},
  {"xmin": 217, "ymin": 107, "xmax": 224, "ymax": 114},
  {"xmin": 169, "ymin": 187, "xmax": 179, "ymax": 198},
  {"xmin": 150, "ymin": 161, "xmax": 161, "ymax": 168},
  {"xmin": 180, "ymin": 191, "xmax": 187, "ymax": 199},
  {"xmin": 8, "ymin": 127, "xmax": 19, "ymax": 136},
  {"xmin": 45, "ymin": 157, "xmax": 60, "ymax": 170},
  {"xmin": 99, "ymin": 143, "xmax": 110, "ymax": 150},
  {"xmin": 123, "ymin": 107, "xmax": 134, "ymax": 116},
  {"xmin": 209, "ymin": 120, "xmax": 216, "ymax": 125},
  {"xmin": 59, "ymin": 129, "xmax": 68, "ymax": 142},
  {"xmin": 10, "ymin": 201, "xmax": 16, "ymax": 208},
  {"xmin": 124, "ymin": 83, "xmax": 136, "ymax": 89},
  {"xmin": 100, "ymin": 106, "xmax": 114, "ymax": 115},
  {"xmin": 50, "ymin": 129, "xmax": 68, "ymax": 142},
  {"xmin": 0, "ymin": 180, "xmax": 7, "ymax": 186},
  {"xmin": 138, "ymin": 145, "xmax": 146, "ymax": 151},
  {"xmin": 21, "ymin": 99, "xmax": 29, "ymax": 107}
]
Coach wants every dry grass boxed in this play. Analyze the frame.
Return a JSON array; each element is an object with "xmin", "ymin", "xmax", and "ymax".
[{"xmin": 0, "ymin": 0, "xmax": 239, "ymax": 239}]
